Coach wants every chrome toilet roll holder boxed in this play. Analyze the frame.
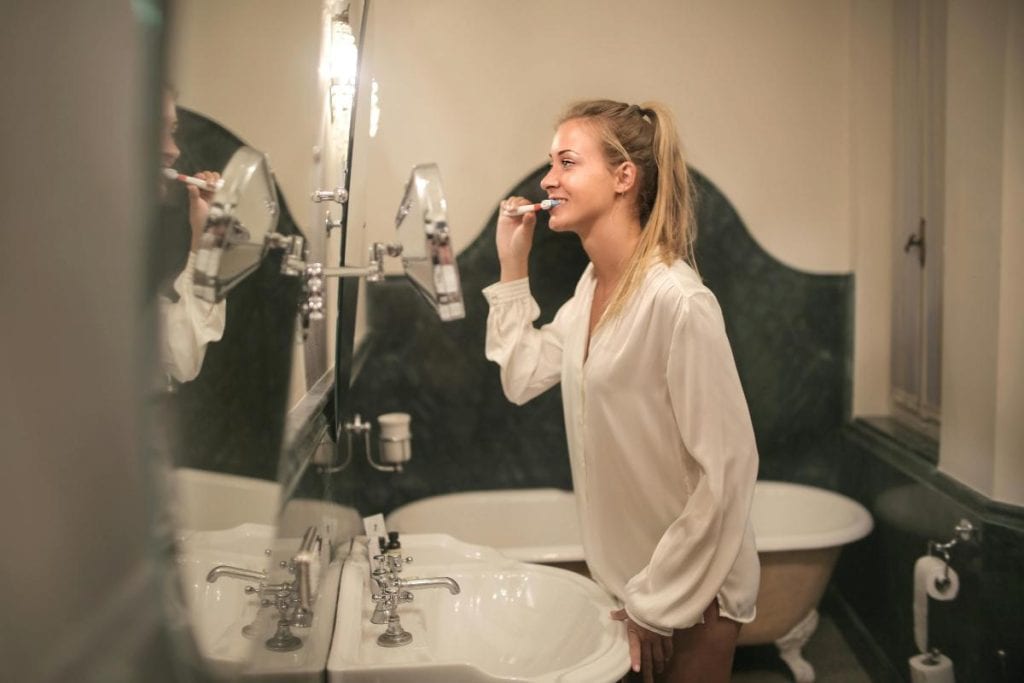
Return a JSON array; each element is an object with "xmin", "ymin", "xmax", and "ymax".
[{"xmin": 926, "ymin": 518, "xmax": 976, "ymax": 591}]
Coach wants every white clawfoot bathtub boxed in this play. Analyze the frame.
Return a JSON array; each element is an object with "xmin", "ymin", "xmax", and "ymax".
[{"xmin": 387, "ymin": 481, "xmax": 872, "ymax": 683}]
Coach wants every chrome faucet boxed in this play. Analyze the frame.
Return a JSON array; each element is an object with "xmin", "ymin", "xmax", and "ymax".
[
  {"xmin": 206, "ymin": 565, "xmax": 267, "ymax": 583},
  {"xmin": 204, "ymin": 526, "xmax": 322, "ymax": 652},
  {"xmin": 368, "ymin": 538, "xmax": 460, "ymax": 648}
]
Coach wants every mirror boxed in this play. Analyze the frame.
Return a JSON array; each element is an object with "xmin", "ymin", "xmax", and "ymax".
[
  {"xmin": 193, "ymin": 146, "xmax": 281, "ymax": 303},
  {"xmin": 394, "ymin": 163, "xmax": 466, "ymax": 322}
]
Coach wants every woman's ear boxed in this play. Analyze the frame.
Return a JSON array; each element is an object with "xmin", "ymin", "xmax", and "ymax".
[{"xmin": 614, "ymin": 161, "xmax": 638, "ymax": 194}]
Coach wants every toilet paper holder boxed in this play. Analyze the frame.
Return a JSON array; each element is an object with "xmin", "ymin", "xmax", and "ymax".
[{"xmin": 927, "ymin": 518, "xmax": 976, "ymax": 590}]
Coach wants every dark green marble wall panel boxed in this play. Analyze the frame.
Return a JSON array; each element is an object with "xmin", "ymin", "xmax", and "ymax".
[{"xmin": 835, "ymin": 421, "xmax": 1024, "ymax": 682}]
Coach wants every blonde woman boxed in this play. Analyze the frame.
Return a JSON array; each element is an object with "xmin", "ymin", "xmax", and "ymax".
[{"xmin": 483, "ymin": 100, "xmax": 760, "ymax": 683}]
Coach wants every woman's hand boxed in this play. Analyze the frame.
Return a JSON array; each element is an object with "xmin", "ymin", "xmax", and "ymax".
[
  {"xmin": 188, "ymin": 170, "xmax": 222, "ymax": 252},
  {"xmin": 496, "ymin": 196, "xmax": 536, "ymax": 282},
  {"xmin": 610, "ymin": 609, "xmax": 674, "ymax": 683}
]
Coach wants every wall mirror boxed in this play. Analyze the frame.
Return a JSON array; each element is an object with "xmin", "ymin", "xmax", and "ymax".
[
  {"xmin": 158, "ymin": 0, "xmax": 471, "ymax": 676},
  {"xmin": 160, "ymin": 0, "xmax": 356, "ymax": 677}
]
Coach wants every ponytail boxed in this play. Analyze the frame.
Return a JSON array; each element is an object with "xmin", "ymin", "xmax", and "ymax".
[{"xmin": 557, "ymin": 100, "xmax": 697, "ymax": 325}]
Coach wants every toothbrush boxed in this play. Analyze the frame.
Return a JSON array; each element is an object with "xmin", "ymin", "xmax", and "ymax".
[
  {"xmin": 162, "ymin": 167, "xmax": 224, "ymax": 192},
  {"xmin": 504, "ymin": 199, "xmax": 561, "ymax": 216}
]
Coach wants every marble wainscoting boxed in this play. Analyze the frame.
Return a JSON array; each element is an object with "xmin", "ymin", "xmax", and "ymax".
[{"xmin": 832, "ymin": 419, "xmax": 1024, "ymax": 683}]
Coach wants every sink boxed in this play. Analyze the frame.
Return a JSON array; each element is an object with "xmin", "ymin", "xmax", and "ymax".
[
  {"xmin": 326, "ymin": 534, "xmax": 629, "ymax": 682},
  {"xmin": 177, "ymin": 523, "xmax": 342, "ymax": 681},
  {"xmin": 176, "ymin": 523, "xmax": 277, "ymax": 678}
]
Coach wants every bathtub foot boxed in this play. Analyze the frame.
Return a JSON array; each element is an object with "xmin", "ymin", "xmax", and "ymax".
[{"xmin": 774, "ymin": 608, "xmax": 819, "ymax": 683}]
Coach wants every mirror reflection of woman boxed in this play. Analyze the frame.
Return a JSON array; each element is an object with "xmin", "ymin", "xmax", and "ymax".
[
  {"xmin": 157, "ymin": 87, "xmax": 225, "ymax": 384},
  {"xmin": 484, "ymin": 100, "xmax": 760, "ymax": 683}
]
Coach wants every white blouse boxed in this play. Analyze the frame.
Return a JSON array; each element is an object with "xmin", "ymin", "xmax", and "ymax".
[
  {"xmin": 483, "ymin": 260, "xmax": 760, "ymax": 634},
  {"xmin": 159, "ymin": 252, "xmax": 226, "ymax": 383}
]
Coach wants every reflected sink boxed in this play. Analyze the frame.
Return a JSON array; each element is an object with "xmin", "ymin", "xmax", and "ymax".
[
  {"xmin": 327, "ymin": 534, "xmax": 628, "ymax": 683},
  {"xmin": 177, "ymin": 523, "xmax": 276, "ymax": 678},
  {"xmin": 178, "ymin": 522, "xmax": 342, "ymax": 681}
]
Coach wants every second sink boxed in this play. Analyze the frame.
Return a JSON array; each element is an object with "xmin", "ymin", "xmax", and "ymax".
[{"xmin": 327, "ymin": 534, "xmax": 628, "ymax": 683}]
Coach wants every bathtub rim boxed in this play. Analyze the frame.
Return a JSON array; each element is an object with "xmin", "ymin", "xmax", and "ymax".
[
  {"xmin": 387, "ymin": 481, "xmax": 875, "ymax": 560},
  {"xmin": 386, "ymin": 488, "xmax": 585, "ymax": 563},
  {"xmin": 752, "ymin": 480, "xmax": 874, "ymax": 552}
]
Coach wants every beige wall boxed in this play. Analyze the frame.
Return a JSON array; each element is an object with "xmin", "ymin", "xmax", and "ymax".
[
  {"xmin": 939, "ymin": 0, "xmax": 1023, "ymax": 505},
  {"xmin": 357, "ymin": 0, "xmax": 858, "ymax": 274},
  {"xmin": 994, "ymin": 0, "xmax": 1023, "ymax": 504}
]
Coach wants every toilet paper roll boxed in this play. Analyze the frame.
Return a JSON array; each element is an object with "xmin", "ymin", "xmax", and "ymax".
[
  {"xmin": 913, "ymin": 555, "xmax": 960, "ymax": 653},
  {"xmin": 909, "ymin": 652, "xmax": 955, "ymax": 683}
]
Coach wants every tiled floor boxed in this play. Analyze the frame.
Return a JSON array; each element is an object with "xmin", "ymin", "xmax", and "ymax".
[{"xmin": 731, "ymin": 613, "xmax": 873, "ymax": 682}]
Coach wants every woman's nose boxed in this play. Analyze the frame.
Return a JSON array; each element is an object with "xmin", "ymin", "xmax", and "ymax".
[
  {"xmin": 162, "ymin": 136, "xmax": 179, "ymax": 166},
  {"xmin": 540, "ymin": 167, "xmax": 557, "ymax": 191}
]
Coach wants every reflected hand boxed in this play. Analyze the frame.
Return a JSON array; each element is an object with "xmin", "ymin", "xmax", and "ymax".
[
  {"xmin": 610, "ymin": 609, "xmax": 673, "ymax": 683},
  {"xmin": 495, "ymin": 196, "xmax": 536, "ymax": 282},
  {"xmin": 188, "ymin": 170, "xmax": 222, "ymax": 251}
]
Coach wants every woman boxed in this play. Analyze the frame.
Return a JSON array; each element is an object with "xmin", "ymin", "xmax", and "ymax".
[
  {"xmin": 483, "ymin": 100, "xmax": 760, "ymax": 683},
  {"xmin": 157, "ymin": 86, "xmax": 225, "ymax": 383}
]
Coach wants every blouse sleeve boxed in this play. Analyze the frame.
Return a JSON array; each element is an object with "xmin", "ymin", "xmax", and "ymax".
[
  {"xmin": 482, "ymin": 278, "xmax": 573, "ymax": 405},
  {"xmin": 159, "ymin": 252, "xmax": 227, "ymax": 383},
  {"xmin": 623, "ymin": 291, "xmax": 759, "ymax": 633}
]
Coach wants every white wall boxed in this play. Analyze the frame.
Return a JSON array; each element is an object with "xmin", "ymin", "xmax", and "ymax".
[
  {"xmin": 940, "ymin": 0, "xmax": 1024, "ymax": 505},
  {"xmin": 356, "ymin": 0, "xmax": 857, "ymax": 274},
  {"xmin": 994, "ymin": 0, "xmax": 1023, "ymax": 504}
]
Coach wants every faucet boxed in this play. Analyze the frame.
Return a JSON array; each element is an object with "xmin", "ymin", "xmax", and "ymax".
[
  {"xmin": 206, "ymin": 565, "xmax": 267, "ymax": 583},
  {"xmin": 204, "ymin": 526, "xmax": 322, "ymax": 652},
  {"xmin": 368, "ymin": 536, "xmax": 460, "ymax": 647}
]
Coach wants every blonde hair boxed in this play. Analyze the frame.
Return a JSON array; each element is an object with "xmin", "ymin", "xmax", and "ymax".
[{"xmin": 557, "ymin": 100, "xmax": 697, "ymax": 323}]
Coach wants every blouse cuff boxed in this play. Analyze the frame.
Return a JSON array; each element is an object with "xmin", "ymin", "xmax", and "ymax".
[
  {"xmin": 625, "ymin": 608, "xmax": 674, "ymax": 637},
  {"xmin": 481, "ymin": 278, "xmax": 532, "ymax": 305}
]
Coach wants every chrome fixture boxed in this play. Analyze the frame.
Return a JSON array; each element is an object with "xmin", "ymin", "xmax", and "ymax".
[
  {"xmin": 194, "ymin": 157, "xmax": 465, "ymax": 327},
  {"xmin": 927, "ymin": 518, "xmax": 977, "ymax": 591},
  {"xmin": 367, "ymin": 538, "xmax": 460, "ymax": 648},
  {"xmin": 311, "ymin": 187, "xmax": 349, "ymax": 204},
  {"xmin": 324, "ymin": 212, "xmax": 344, "ymax": 233},
  {"xmin": 206, "ymin": 565, "xmax": 267, "ymax": 583},
  {"xmin": 207, "ymin": 527, "xmax": 321, "ymax": 652},
  {"xmin": 320, "ymin": 413, "xmax": 412, "ymax": 474}
]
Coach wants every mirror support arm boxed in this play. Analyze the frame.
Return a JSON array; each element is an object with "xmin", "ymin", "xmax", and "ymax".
[{"xmin": 266, "ymin": 233, "xmax": 404, "ymax": 331}]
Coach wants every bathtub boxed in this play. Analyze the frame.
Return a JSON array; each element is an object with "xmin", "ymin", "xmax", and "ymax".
[{"xmin": 387, "ymin": 481, "xmax": 872, "ymax": 683}]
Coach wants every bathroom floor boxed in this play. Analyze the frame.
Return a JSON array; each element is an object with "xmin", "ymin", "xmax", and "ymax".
[{"xmin": 731, "ymin": 612, "xmax": 873, "ymax": 682}]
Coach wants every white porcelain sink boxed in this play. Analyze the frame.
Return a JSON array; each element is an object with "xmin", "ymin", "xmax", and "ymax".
[
  {"xmin": 177, "ymin": 522, "xmax": 342, "ymax": 681},
  {"xmin": 326, "ymin": 534, "xmax": 629, "ymax": 683},
  {"xmin": 177, "ymin": 523, "xmax": 277, "ymax": 678}
]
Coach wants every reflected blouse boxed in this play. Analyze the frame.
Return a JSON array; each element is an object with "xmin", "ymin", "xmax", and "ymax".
[
  {"xmin": 483, "ymin": 260, "xmax": 760, "ymax": 634},
  {"xmin": 159, "ymin": 252, "xmax": 226, "ymax": 384}
]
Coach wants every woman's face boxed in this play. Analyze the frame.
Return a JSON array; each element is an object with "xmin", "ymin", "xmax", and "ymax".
[
  {"xmin": 540, "ymin": 118, "xmax": 620, "ymax": 233},
  {"xmin": 161, "ymin": 93, "xmax": 181, "ymax": 169},
  {"xmin": 158, "ymin": 93, "xmax": 181, "ymax": 201}
]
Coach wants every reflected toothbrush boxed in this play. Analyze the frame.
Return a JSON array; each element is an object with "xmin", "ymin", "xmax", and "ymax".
[
  {"xmin": 162, "ymin": 167, "xmax": 224, "ymax": 192},
  {"xmin": 504, "ymin": 199, "xmax": 561, "ymax": 216}
]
